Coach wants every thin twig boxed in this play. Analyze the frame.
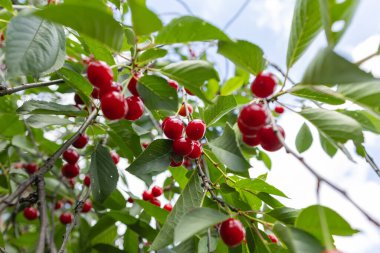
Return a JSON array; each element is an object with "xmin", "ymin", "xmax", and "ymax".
[
  {"xmin": 207, "ymin": 228, "xmax": 212, "ymax": 253},
  {"xmin": 355, "ymin": 51, "xmax": 379, "ymax": 66},
  {"xmin": 0, "ymin": 79, "xmax": 64, "ymax": 97},
  {"xmin": 365, "ymin": 151, "xmax": 380, "ymax": 178},
  {"xmin": 268, "ymin": 62, "xmax": 296, "ymax": 85},
  {"xmin": 223, "ymin": 0, "xmax": 250, "ymax": 30},
  {"xmin": 36, "ymin": 175, "xmax": 49, "ymax": 253}
]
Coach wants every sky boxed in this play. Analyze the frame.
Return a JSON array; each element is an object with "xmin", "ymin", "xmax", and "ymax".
[{"xmin": 124, "ymin": 1, "xmax": 380, "ymax": 252}]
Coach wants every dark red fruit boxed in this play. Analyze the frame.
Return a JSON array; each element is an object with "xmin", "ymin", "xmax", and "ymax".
[
  {"xmin": 167, "ymin": 80, "xmax": 179, "ymax": 91},
  {"xmin": 183, "ymin": 158, "xmax": 192, "ymax": 168},
  {"xmin": 258, "ymin": 125, "xmax": 285, "ymax": 152},
  {"xmin": 110, "ymin": 151, "xmax": 120, "ymax": 164},
  {"xmin": 55, "ymin": 201, "xmax": 63, "ymax": 210},
  {"xmin": 242, "ymin": 135, "xmax": 260, "ymax": 147},
  {"xmin": 170, "ymin": 157, "xmax": 183, "ymax": 167},
  {"xmin": 60, "ymin": 212, "xmax": 73, "ymax": 225},
  {"xmin": 125, "ymin": 96, "xmax": 144, "ymax": 121},
  {"xmin": 187, "ymin": 141, "xmax": 202, "ymax": 159},
  {"xmin": 99, "ymin": 83, "xmax": 122, "ymax": 98},
  {"xmin": 268, "ymin": 234, "xmax": 278, "ymax": 243},
  {"xmin": 63, "ymin": 149, "xmax": 79, "ymax": 165},
  {"xmin": 219, "ymin": 218, "xmax": 246, "ymax": 247},
  {"xmin": 142, "ymin": 190, "xmax": 153, "ymax": 201},
  {"xmin": 87, "ymin": 61, "xmax": 113, "ymax": 89},
  {"xmin": 251, "ymin": 72, "xmax": 277, "ymax": 98},
  {"xmin": 173, "ymin": 138, "xmax": 194, "ymax": 156},
  {"xmin": 61, "ymin": 163, "xmax": 80, "ymax": 179},
  {"xmin": 152, "ymin": 186, "xmax": 163, "ymax": 197},
  {"xmin": 178, "ymin": 104, "xmax": 193, "ymax": 117},
  {"xmin": 163, "ymin": 203, "xmax": 173, "ymax": 211},
  {"xmin": 81, "ymin": 200, "xmax": 92, "ymax": 213},
  {"xmin": 142, "ymin": 142, "xmax": 149, "ymax": 149},
  {"xmin": 91, "ymin": 88, "xmax": 100, "ymax": 99},
  {"xmin": 150, "ymin": 198, "xmax": 161, "ymax": 207},
  {"xmin": 100, "ymin": 91, "xmax": 128, "ymax": 120},
  {"xmin": 24, "ymin": 163, "xmax": 38, "ymax": 174},
  {"xmin": 68, "ymin": 178, "xmax": 75, "ymax": 188},
  {"xmin": 73, "ymin": 134, "xmax": 89, "ymax": 149},
  {"xmin": 127, "ymin": 74, "xmax": 140, "ymax": 96},
  {"xmin": 239, "ymin": 103, "xmax": 267, "ymax": 129},
  {"xmin": 274, "ymin": 105, "xmax": 284, "ymax": 114},
  {"xmin": 23, "ymin": 207, "xmax": 38, "ymax": 220},
  {"xmin": 237, "ymin": 119, "xmax": 261, "ymax": 136},
  {"xmin": 84, "ymin": 175, "xmax": 91, "ymax": 187},
  {"xmin": 186, "ymin": 119, "xmax": 206, "ymax": 140},
  {"xmin": 185, "ymin": 88, "xmax": 194, "ymax": 95},
  {"xmin": 74, "ymin": 94, "xmax": 84, "ymax": 105},
  {"xmin": 162, "ymin": 116, "xmax": 184, "ymax": 140},
  {"xmin": 127, "ymin": 197, "xmax": 134, "ymax": 203}
]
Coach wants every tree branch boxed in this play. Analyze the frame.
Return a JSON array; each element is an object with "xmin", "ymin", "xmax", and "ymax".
[
  {"xmin": 0, "ymin": 79, "xmax": 64, "ymax": 97},
  {"xmin": 365, "ymin": 151, "xmax": 380, "ymax": 178},
  {"xmin": 36, "ymin": 175, "xmax": 49, "ymax": 253},
  {"xmin": 223, "ymin": 0, "xmax": 250, "ymax": 30},
  {"xmin": 268, "ymin": 62, "xmax": 296, "ymax": 85}
]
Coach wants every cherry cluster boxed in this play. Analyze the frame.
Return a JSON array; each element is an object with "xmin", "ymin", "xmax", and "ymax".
[{"xmin": 139, "ymin": 186, "xmax": 172, "ymax": 212}]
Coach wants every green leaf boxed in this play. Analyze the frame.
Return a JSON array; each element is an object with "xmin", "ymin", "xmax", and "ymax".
[
  {"xmin": 169, "ymin": 166, "xmax": 189, "ymax": 190},
  {"xmin": 25, "ymin": 115, "xmax": 73, "ymax": 128},
  {"xmin": 128, "ymin": 0, "xmax": 162, "ymax": 36},
  {"xmin": 234, "ymin": 178, "xmax": 287, "ymax": 198},
  {"xmin": 338, "ymin": 110, "xmax": 380, "ymax": 134},
  {"xmin": 218, "ymin": 40, "xmax": 266, "ymax": 75},
  {"xmin": 17, "ymin": 100, "xmax": 87, "ymax": 117},
  {"xmin": 150, "ymin": 172, "xmax": 204, "ymax": 250},
  {"xmin": 102, "ymin": 189, "xmax": 127, "ymax": 210},
  {"xmin": 0, "ymin": 112, "xmax": 25, "ymax": 137},
  {"xmin": 137, "ymin": 48, "xmax": 168, "ymax": 64},
  {"xmin": 302, "ymin": 47, "xmax": 374, "ymax": 85},
  {"xmin": 156, "ymin": 16, "xmax": 229, "ymax": 44},
  {"xmin": 265, "ymin": 207, "xmax": 300, "ymax": 225},
  {"xmin": 90, "ymin": 144, "xmax": 119, "ymax": 202},
  {"xmin": 319, "ymin": 131, "xmax": 337, "ymax": 157},
  {"xmin": 58, "ymin": 67, "xmax": 93, "ymax": 98},
  {"xmin": 127, "ymin": 139, "xmax": 172, "ymax": 182},
  {"xmin": 295, "ymin": 205, "xmax": 358, "ymax": 245},
  {"xmin": 319, "ymin": 0, "xmax": 359, "ymax": 47},
  {"xmin": 124, "ymin": 229, "xmax": 139, "ymax": 253},
  {"xmin": 5, "ymin": 14, "xmax": 65, "ymax": 77},
  {"xmin": 160, "ymin": 60, "xmax": 219, "ymax": 102},
  {"xmin": 135, "ymin": 199, "xmax": 169, "ymax": 224},
  {"xmin": 89, "ymin": 216, "xmax": 118, "ymax": 246},
  {"xmin": 273, "ymin": 222, "xmax": 324, "ymax": 253},
  {"xmin": 35, "ymin": 3, "xmax": 124, "ymax": 50},
  {"xmin": 221, "ymin": 76, "xmax": 245, "ymax": 96},
  {"xmin": 0, "ymin": 0, "xmax": 13, "ymax": 12},
  {"xmin": 209, "ymin": 124, "xmax": 250, "ymax": 173},
  {"xmin": 174, "ymin": 208, "xmax": 228, "ymax": 243},
  {"xmin": 203, "ymin": 95, "xmax": 237, "ymax": 126},
  {"xmin": 295, "ymin": 123, "xmax": 313, "ymax": 153},
  {"xmin": 290, "ymin": 85, "xmax": 345, "ymax": 105},
  {"xmin": 93, "ymin": 244, "xmax": 124, "ymax": 253},
  {"xmin": 137, "ymin": 75, "xmax": 179, "ymax": 112},
  {"xmin": 287, "ymin": 0, "xmax": 322, "ymax": 68}
]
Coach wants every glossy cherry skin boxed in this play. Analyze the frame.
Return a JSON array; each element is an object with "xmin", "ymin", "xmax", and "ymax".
[
  {"xmin": 178, "ymin": 104, "xmax": 193, "ymax": 117},
  {"xmin": 87, "ymin": 61, "xmax": 113, "ymax": 89},
  {"xmin": 251, "ymin": 72, "xmax": 277, "ymax": 98},
  {"xmin": 73, "ymin": 134, "xmax": 89, "ymax": 149},
  {"xmin": 142, "ymin": 142, "xmax": 149, "ymax": 149},
  {"xmin": 268, "ymin": 234, "xmax": 278, "ymax": 243},
  {"xmin": 237, "ymin": 119, "xmax": 260, "ymax": 136},
  {"xmin": 186, "ymin": 119, "xmax": 206, "ymax": 140},
  {"xmin": 167, "ymin": 80, "xmax": 179, "ymax": 91},
  {"xmin": 152, "ymin": 186, "xmax": 163, "ymax": 197},
  {"xmin": 99, "ymin": 83, "xmax": 122, "ymax": 98},
  {"xmin": 238, "ymin": 103, "xmax": 267, "ymax": 129},
  {"xmin": 63, "ymin": 149, "xmax": 79, "ymax": 165},
  {"xmin": 219, "ymin": 218, "xmax": 246, "ymax": 247},
  {"xmin": 242, "ymin": 134, "xmax": 260, "ymax": 147},
  {"xmin": 162, "ymin": 116, "xmax": 184, "ymax": 140},
  {"xmin": 24, "ymin": 163, "xmax": 38, "ymax": 174},
  {"xmin": 84, "ymin": 175, "xmax": 91, "ymax": 187},
  {"xmin": 150, "ymin": 198, "xmax": 161, "ymax": 207},
  {"xmin": 142, "ymin": 190, "xmax": 153, "ymax": 201},
  {"xmin": 127, "ymin": 74, "xmax": 140, "ymax": 96},
  {"xmin": 163, "ymin": 203, "xmax": 173, "ymax": 212},
  {"xmin": 61, "ymin": 163, "xmax": 80, "ymax": 179},
  {"xmin": 55, "ymin": 201, "xmax": 63, "ymax": 210},
  {"xmin": 187, "ymin": 141, "xmax": 202, "ymax": 159},
  {"xmin": 127, "ymin": 197, "xmax": 134, "ymax": 203},
  {"xmin": 91, "ymin": 88, "xmax": 100, "ymax": 99},
  {"xmin": 110, "ymin": 151, "xmax": 120, "ymax": 164},
  {"xmin": 125, "ymin": 96, "xmax": 144, "ymax": 121},
  {"xmin": 173, "ymin": 138, "xmax": 194, "ymax": 156},
  {"xmin": 274, "ymin": 105, "xmax": 284, "ymax": 114},
  {"xmin": 81, "ymin": 200, "xmax": 92, "ymax": 213},
  {"xmin": 100, "ymin": 91, "xmax": 128, "ymax": 120},
  {"xmin": 60, "ymin": 212, "xmax": 73, "ymax": 225},
  {"xmin": 170, "ymin": 157, "xmax": 184, "ymax": 167},
  {"xmin": 258, "ymin": 125, "xmax": 285, "ymax": 152},
  {"xmin": 74, "ymin": 94, "xmax": 84, "ymax": 105},
  {"xmin": 23, "ymin": 207, "xmax": 38, "ymax": 220}
]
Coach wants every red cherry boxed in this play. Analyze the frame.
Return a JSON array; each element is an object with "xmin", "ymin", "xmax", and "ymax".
[
  {"xmin": 24, "ymin": 163, "xmax": 38, "ymax": 174},
  {"xmin": 187, "ymin": 141, "xmax": 202, "ymax": 159},
  {"xmin": 251, "ymin": 72, "xmax": 277, "ymax": 98},
  {"xmin": 127, "ymin": 73, "xmax": 140, "ymax": 96},
  {"xmin": 127, "ymin": 197, "xmax": 134, "ymax": 203},
  {"xmin": 186, "ymin": 119, "xmax": 206, "ymax": 140},
  {"xmin": 238, "ymin": 103, "xmax": 267, "ymax": 129},
  {"xmin": 63, "ymin": 149, "xmax": 79, "ymax": 164},
  {"xmin": 170, "ymin": 157, "xmax": 184, "ymax": 167},
  {"xmin": 185, "ymin": 88, "xmax": 194, "ymax": 95},
  {"xmin": 142, "ymin": 142, "xmax": 149, "ymax": 149},
  {"xmin": 178, "ymin": 104, "xmax": 193, "ymax": 117},
  {"xmin": 73, "ymin": 134, "xmax": 89, "ymax": 149},
  {"xmin": 183, "ymin": 158, "xmax": 192, "ymax": 168},
  {"xmin": 59, "ymin": 212, "xmax": 73, "ymax": 225},
  {"xmin": 91, "ymin": 88, "xmax": 100, "ymax": 99},
  {"xmin": 61, "ymin": 163, "xmax": 80, "ymax": 179},
  {"xmin": 125, "ymin": 96, "xmax": 144, "ymax": 121},
  {"xmin": 110, "ymin": 151, "xmax": 120, "ymax": 164},
  {"xmin": 167, "ymin": 80, "xmax": 179, "ymax": 91},
  {"xmin": 274, "ymin": 105, "xmax": 284, "ymax": 114},
  {"xmin": 74, "ymin": 94, "xmax": 84, "ymax": 105},
  {"xmin": 99, "ymin": 83, "xmax": 122, "ymax": 98},
  {"xmin": 242, "ymin": 135, "xmax": 260, "ymax": 147},
  {"xmin": 219, "ymin": 218, "xmax": 246, "ymax": 247},
  {"xmin": 162, "ymin": 116, "xmax": 184, "ymax": 140},
  {"xmin": 142, "ymin": 190, "xmax": 153, "ymax": 201},
  {"xmin": 100, "ymin": 91, "xmax": 128, "ymax": 120},
  {"xmin": 68, "ymin": 178, "xmax": 75, "ymax": 188},
  {"xmin": 237, "ymin": 119, "xmax": 261, "ymax": 136},
  {"xmin": 258, "ymin": 125, "xmax": 285, "ymax": 152},
  {"xmin": 163, "ymin": 203, "xmax": 173, "ymax": 212},
  {"xmin": 84, "ymin": 175, "xmax": 91, "ymax": 187},
  {"xmin": 268, "ymin": 234, "xmax": 278, "ymax": 243},
  {"xmin": 54, "ymin": 201, "xmax": 63, "ymax": 210},
  {"xmin": 151, "ymin": 186, "xmax": 163, "ymax": 197},
  {"xmin": 81, "ymin": 200, "xmax": 92, "ymax": 213},
  {"xmin": 173, "ymin": 138, "xmax": 194, "ymax": 156},
  {"xmin": 87, "ymin": 61, "xmax": 113, "ymax": 89},
  {"xmin": 23, "ymin": 207, "xmax": 38, "ymax": 220},
  {"xmin": 150, "ymin": 198, "xmax": 161, "ymax": 207}
]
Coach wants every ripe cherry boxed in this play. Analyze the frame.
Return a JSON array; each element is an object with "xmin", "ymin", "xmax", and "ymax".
[
  {"xmin": 150, "ymin": 198, "xmax": 161, "ymax": 207},
  {"xmin": 100, "ymin": 91, "xmax": 128, "ymax": 120},
  {"xmin": 99, "ymin": 83, "xmax": 122, "ymax": 98},
  {"xmin": 167, "ymin": 80, "xmax": 179, "ymax": 91},
  {"xmin": 237, "ymin": 119, "xmax": 260, "ymax": 135},
  {"xmin": 239, "ymin": 103, "xmax": 267, "ymax": 129},
  {"xmin": 142, "ymin": 190, "xmax": 153, "ymax": 201},
  {"xmin": 251, "ymin": 72, "xmax": 277, "ymax": 98},
  {"xmin": 127, "ymin": 73, "xmax": 140, "ymax": 96},
  {"xmin": 125, "ymin": 96, "xmax": 144, "ymax": 121},
  {"xmin": 170, "ymin": 157, "xmax": 183, "ymax": 167},
  {"xmin": 268, "ymin": 234, "xmax": 278, "ymax": 243},
  {"xmin": 173, "ymin": 138, "xmax": 194, "ymax": 156},
  {"xmin": 91, "ymin": 88, "xmax": 100, "ymax": 99},
  {"xmin": 24, "ymin": 163, "xmax": 38, "ymax": 174},
  {"xmin": 187, "ymin": 141, "xmax": 202, "ymax": 159},
  {"xmin": 162, "ymin": 116, "xmax": 184, "ymax": 140},
  {"xmin": 110, "ymin": 151, "xmax": 120, "ymax": 164},
  {"xmin": 274, "ymin": 105, "xmax": 284, "ymax": 114},
  {"xmin": 186, "ymin": 120, "xmax": 206, "ymax": 140},
  {"xmin": 60, "ymin": 212, "xmax": 73, "ymax": 225},
  {"xmin": 163, "ymin": 203, "xmax": 173, "ymax": 212},
  {"xmin": 84, "ymin": 175, "xmax": 91, "ymax": 187},
  {"xmin": 258, "ymin": 125, "xmax": 285, "ymax": 152},
  {"xmin": 23, "ymin": 207, "xmax": 38, "ymax": 220},
  {"xmin": 242, "ymin": 134, "xmax": 260, "ymax": 147},
  {"xmin": 152, "ymin": 186, "xmax": 163, "ymax": 197},
  {"xmin": 81, "ymin": 200, "xmax": 92, "ymax": 213},
  {"xmin": 178, "ymin": 104, "xmax": 193, "ymax": 117},
  {"xmin": 219, "ymin": 218, "xmax": 246, "ymax": 247},
  {"xmin": 73, "ymin": 134, "xmax": 89, "ymax": 149},
  {"xmin": 127, "ymin": 197, "xmax": 134, "ymax": 203},
  {"xmin": 87, "ymin": 61, "xmax": 113, "ymax": 89},
  {"xmin": 63, "ymin": 149, "xmax": 79, "ymax": 165},
  {"xmin": 61, "ymin": 163, "xmax": 80, "ymax": 178},
  {"xmin": 55, "ymin": 201, "xmax": 63, "ymax": 210},
  {"xmin": 74, "ymin": 94, "xmax": 84, "ymax": 105},
  {"xmin": 142, "ymin": 142, "xmax": 149, "ymax": 149}
]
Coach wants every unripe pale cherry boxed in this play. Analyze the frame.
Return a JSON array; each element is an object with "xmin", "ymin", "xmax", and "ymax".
[
  {"xmin": 73, "ymin": 134, "xmax": 89, "ymax": 149},
  {"xmin": 84, "ymin": 175, "xmax": 91, "ymax": 187},
  {"xmin": 187, "ymin": 140, "xmax": 202, "ymax": 159},
  {"xmin": 125, "ymin": 96, "xmax": 144, "ymax": 121},
  {"xmin": 61, "ymin": 163, "xmax": 80, "ymax": 179},
  {"xmin": 258, "ymin": 125, "xmax": 285, "ymax": 152},
  {"xmin": 110, "ymin": 151, "xmax": 120, "ymax": 164},
  {"xmin": 87, "ymin": 61, "xmax": 114, "ymax": 89},
  {"xmin": 164, "ymin": 203, "xmax": 173, "ymax": 212},
  {"xmin": 23, "ymin": 207, "xmax": 38, "ymax": 220},
  {"xmin": 142, "ymin": 190, "xmax": 153, "ymax": 201},
  {"xmin": 100, "ymin": 91, "xmax": 128, "ymax": 120},
  {"xmin": 173, "ymin": 138, "xmax": 194, "ymax": 156},
  {"xmin": 81, "ymin": 200, "xmax": 92, "ymax": 213},
  {"xmin": 242, "ymin": 134, "xmax": 260, "ymax": 147},
  {"xmin": 162, "ymin": 116, "xmax": 184, "ymax": 140},
  {"xmin": 219, "ymin": 218, "xmax": 246, "ymax": 247},
  {"xmin": 152, "ymin": 186, "xmax": 163, "ymax": 197},
  {"xmin": 238, "ymin": 103, "xmax": 267, "ymax": 129},
  {"xmin": 251, "ymin": 72, "xmax": 277, "ymax": 98},
  {"xmin": 150, "ymin": 198, "xmax": 161, "ymax": 207},
  {"xmin": 60, "ymin": 212, "xmax": 73, "ymax": 225},
  {"xmin": 127, "ymin": 73, "xmax": 140, "ymax": 96},
  {"xmin": 167, "ymin": 80, "xmax": 179, "ymax": 91},
  {"xmin": 186, "ymin": 119, "xmax": 206, "ymax": 140},
  {"xmin": 178, "ymin": 103, "xmax": 193, "ymax": 117},
  {"xmin": 63, "ymin": 149, "xmax": 79, "ymax": 164}
]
